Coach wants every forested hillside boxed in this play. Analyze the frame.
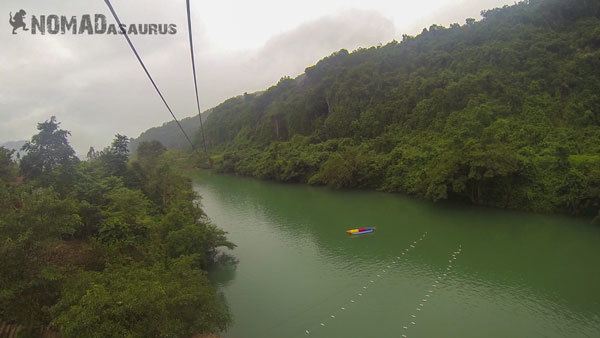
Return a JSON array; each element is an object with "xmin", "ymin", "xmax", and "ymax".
[
  {"xmin": 143, "ymin": 0, "xmax": 600, "ymax": 219},
  {"xmin": 0, "ymin": 117, "xmax": 233, "ymax": 336},
  {"xmin": 129, "ymin": 116, "xmax": 201, "ymax": 154}
]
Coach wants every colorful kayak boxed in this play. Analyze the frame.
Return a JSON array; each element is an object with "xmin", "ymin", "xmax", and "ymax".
[{"xmin": 346, "ymin": 227, "xmax": 375, "ymax": 235}]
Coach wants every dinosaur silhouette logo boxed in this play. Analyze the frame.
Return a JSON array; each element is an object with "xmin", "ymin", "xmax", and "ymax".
[
  {"xmin": 6, "ymin": 10, "xmax": 177, "ymax": 36},
  {"xmin": 9, "ymin": 9, "xmax": 28, "ymax": 34}
]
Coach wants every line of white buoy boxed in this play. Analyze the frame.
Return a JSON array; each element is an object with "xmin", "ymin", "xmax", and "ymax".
[
  {"xmin": 304, "ymin": 232, "xmax": 429, "ymax": 335},
  {"xmin": 400, "ymin": 244, "xmax": 462, "ymax": 338}
]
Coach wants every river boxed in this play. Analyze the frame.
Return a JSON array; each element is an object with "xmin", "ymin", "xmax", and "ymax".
[{"xmin": 192, "ymin": 171, "xmax": 600, "ymax": 338}]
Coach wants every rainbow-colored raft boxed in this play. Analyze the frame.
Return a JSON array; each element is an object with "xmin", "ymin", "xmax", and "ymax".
[{"xmin": 346, "ymin": 227, "xmax": 375, "ymax": 235}]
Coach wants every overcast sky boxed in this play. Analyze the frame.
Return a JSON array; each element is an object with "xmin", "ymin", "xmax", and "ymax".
[{"xmin": 1, "ymin": 0, "xmax": 512, "ymax": 154}]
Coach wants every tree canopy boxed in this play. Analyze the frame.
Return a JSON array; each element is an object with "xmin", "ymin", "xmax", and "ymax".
[
  {"xmin": 0, "ymin": 118, "xmax": 234, "ymax": 336},
  {"xmin": 20, "ymin": 116, "xmax": 79, "ymax": 180}
]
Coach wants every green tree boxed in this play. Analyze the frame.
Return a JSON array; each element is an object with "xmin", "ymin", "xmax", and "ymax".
[
  {"xmin": 1, "ymin": 120, "xmax": 234, "ymax": 333},
  {"xmin": 20, "ymin": 116, "xmax": 79, "ymax": 180},
  {"xmin": 136, "ymin": 140, "xmax": 167, "ymax": 164},
  {"xmin": 98, "ymin": 134, "xmax": 130, "ymax": 178},
  {"xmin": 52, "ymin": 260, "xmax": 230, "ymax": 338},
  {"xmin": 0, "ymin": 147, "xmax": 17, "ymax": 182},
  {"xmin": 98, "ymin": 187, "xmax": 152, "ymax": 249},
  {"xmin": 86, "ymin": 146, "xmax": 97, "ymax": 161},
  {"xmin": 0, "ymin": 186, "xmax": 81, "ymax": 325}
]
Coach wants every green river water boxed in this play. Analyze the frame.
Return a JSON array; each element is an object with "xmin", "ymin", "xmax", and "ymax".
[{"xmin": 192, "ymin": 171, "xmax": 600, "ymax": 338}]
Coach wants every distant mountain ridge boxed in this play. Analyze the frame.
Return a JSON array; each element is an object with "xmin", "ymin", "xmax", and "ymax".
[{"xmin": 129, "ymin": 116, "xmax": 201, "ymax": 154}]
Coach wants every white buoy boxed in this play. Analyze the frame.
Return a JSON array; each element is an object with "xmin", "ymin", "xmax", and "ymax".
[
  {"xmin": 358, "ymin": 293, "xmax": 363, "ymax": 296},
  {"xmin": 305, "ymin": 330, "xmax": 310, "ymax": 334},
  {"xmin": 411, "ymin": 321, "xmax": 416, "ymax": 325},
  {"xmin": 341, "ymin": 307, "xmax": 345, "ymax": 310},
  {"xmin": 351, "ymin": 300, "xmax": 355, "ymax": 303},
  {"xmin": 403, "ymin": 326, "xmax": 408, "ymax": 329},
  {"xmin": 411, "ymin": 314, "xmax": 416, "ymax": 318},
  {"xmin": 417, "ymin": 308, "xmax": 421, "ymax": 311},
  {"xmin": 320, "ymin": 323, "xmax": 325, "ymax": 327},
  {"xmin": 331, "ymin": 315, "xmax": 335, "ymax": 318},
  {"xmin": 363, "ymin": 286, "xmax": 367, "ymax": 289}
]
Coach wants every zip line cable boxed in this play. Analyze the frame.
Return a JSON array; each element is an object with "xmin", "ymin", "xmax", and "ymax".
[
  {"xmin": 185, "ymin": 0, "xmax": 208, "ymax": 155},
  {"xmin": 102, "ymin": 0, "xmax": 198, "ymax": 154}
]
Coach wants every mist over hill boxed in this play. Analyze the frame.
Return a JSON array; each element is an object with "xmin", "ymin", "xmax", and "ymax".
[{"xmin": 133, "ymin": 0, "xmax": 600, "ymax": 218}]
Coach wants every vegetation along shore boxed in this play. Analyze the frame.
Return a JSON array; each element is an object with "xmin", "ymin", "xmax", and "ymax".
[{"xmin": 135, "ymin": 0, "xmax": 600, "ymax": 221}]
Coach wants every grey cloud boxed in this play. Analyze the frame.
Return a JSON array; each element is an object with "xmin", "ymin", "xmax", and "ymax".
[
  {"xmin": 247, "ymin": 9, "xmax": 396, "ymax": 83},
  {"xmin": 1, "ymin": 1, "xmax": 396, "ymax": 155}
]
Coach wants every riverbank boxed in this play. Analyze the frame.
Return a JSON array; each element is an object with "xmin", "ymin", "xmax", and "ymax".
[
  {"xmin": 191, "ymin": 154, "xmax": 598, "ymax": 225},
  {"xmin": 134, "ymin": 0, "xmax": 600, "ymax": 222}
]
